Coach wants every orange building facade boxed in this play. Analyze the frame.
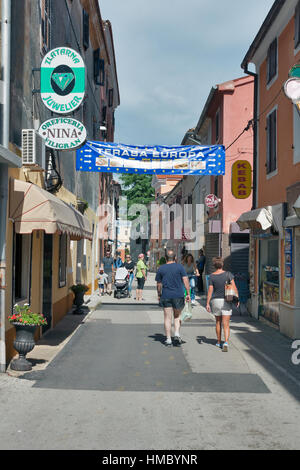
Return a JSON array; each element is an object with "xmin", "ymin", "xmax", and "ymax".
[{"xmin": 239, "ymin": 0, "xmax": 300, "ymax": 338}]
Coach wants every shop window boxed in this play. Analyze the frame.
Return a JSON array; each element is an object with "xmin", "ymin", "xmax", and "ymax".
[
  {"xmin": 267, "ymin": 38, "xmax": 277, "ymax": 84},
  {"xmin": 59, "ymin": 234, "xmax": 67, "ymax": 288},
  {"xmin": 259, "ymin": 238, "xmax": 279, "ymax": 325},
  {"xmin": 295, "ymin": 1, "xmax": 300, "ymax": 49},
  {"xmin": 41, "ymin": 0, "xmax": 51, "ymax": 53},
  {"xmin": 82, "ymin": 9, "xmax": 89, "ymax": 50},
  {"xmin": 266, "ymin": 108, "xmax": 277, "ymax": 174},
  {"xmin": 14, "ymin": 234, "xmax": 32, "ymax": 302}
]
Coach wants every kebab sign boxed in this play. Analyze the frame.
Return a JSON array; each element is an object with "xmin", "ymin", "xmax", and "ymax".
[{"xmin": 231, "ymin": 161, "xmax": 252, "ymax": 199}]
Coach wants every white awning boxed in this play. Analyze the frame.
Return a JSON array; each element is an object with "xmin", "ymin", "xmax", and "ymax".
[
  {"xmin": 9, "ymin": 179, "xmax": 92, "ymax": 240},
  {"xmin": 236, "ymin": 207, "xmax": 273, "ymax": 231}
]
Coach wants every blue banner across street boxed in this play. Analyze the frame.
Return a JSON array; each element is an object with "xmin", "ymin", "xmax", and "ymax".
[{"xmin": 76, "ymin": 142, "xmax": 225, "ymax": 176}]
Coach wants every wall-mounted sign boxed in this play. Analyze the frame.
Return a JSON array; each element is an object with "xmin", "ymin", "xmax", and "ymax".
[
  {"xmin": 289, "ymin": 64, "xmax": 300, "ymax": 78},
  {"xmin": 39, "ymin": 118, "xmax": 87, "ymax": 150},
  {"xmin": 76, "ymin": 142, "xmax": 226, "ymax": 175},
  {"xmin": 232, "ymin": 160, "xmax": 252, "ymax": 199},
  {"xmin": 205, "ymin": 194, "xmax": 220, "ymax": 209},
  {"xmin": 41, "ymin": 47, "xmax": 85, "ymax": 114}
]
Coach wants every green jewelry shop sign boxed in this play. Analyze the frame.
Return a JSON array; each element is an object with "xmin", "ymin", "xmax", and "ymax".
[{"xmin": 41, "ymin": 47, "xmax": 85, "ymax": 114}]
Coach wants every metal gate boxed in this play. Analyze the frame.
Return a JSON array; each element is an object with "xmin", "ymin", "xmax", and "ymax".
[
  {"xmin": 231, "ymin": 242, "xmax": 249, "ymax": 275},
  {"xmin": 205, "ymin": 233, "xmax": 221, "ymax": 275}
]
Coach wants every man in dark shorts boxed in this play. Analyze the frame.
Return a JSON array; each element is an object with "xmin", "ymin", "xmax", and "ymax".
[{"xmin": 156, "ymin": 250, "xmax": 190, "ymax": 346}]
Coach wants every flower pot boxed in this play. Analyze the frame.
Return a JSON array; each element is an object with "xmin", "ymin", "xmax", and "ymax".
[
  {"xmin": 10, "ymin": 323, "xmax": 38, "ymax": 371},
  {"xmin": 73, "ymin": 291, "xmax": 85, "ymax": 314}
]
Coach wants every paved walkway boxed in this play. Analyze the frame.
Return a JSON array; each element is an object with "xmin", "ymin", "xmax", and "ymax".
[{"xmin": 1, "ymin": 272, "xmax": 300, "ymax": 450}]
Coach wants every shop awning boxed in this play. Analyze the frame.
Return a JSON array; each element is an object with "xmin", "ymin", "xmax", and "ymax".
[
  {"xmin": 0, "ymin": 145, "xmax": 22, "ymax": 167},
  {"xmin": 236, "ymin": 207, "xmax": 273, "ymax": 231},
  {"xmin": 9, "ymin": 179, "xmax": 92, "ymax": 240}
]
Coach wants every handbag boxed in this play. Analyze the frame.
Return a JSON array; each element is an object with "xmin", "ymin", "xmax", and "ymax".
[
  {"xmin": 180, "ymin": 301, "xmax": 193, "ymax": 322},
  {"xmin": 224, "ymin": 272, "xmax": 238, "ymax": 303}
]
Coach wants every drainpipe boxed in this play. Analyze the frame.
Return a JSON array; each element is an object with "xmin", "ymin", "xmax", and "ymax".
[
  {"xmin": 243, "ymin": 64, "xmax": 258, "ymax": 210},
  {"xmin": 0, "ymin": 0, "xmax": 11, "ymax": 372}
]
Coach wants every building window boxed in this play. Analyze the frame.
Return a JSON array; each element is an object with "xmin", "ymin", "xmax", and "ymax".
[
  {"xmin": 108, "ymin": 89, "xmax": 114, "ymax": 108},
  {"xmin": 214, "ymin": 176, "xmax": 219, "ymax": 197},
  {"xmin": 295, "ymin": 2, "xmax": 300, "ymax": 49},
  {"xmin": 82, "ymin": 9, "xmax": 89, "ymax": 50},
  {"xmin": 59, "ymin": 234, "xmax": 67, "ymax": 288},
  {"xmin": 14, "ymin": 234, "xmax": 32, "ymax": 301},
  {"xmin": 215, "ymin": 109, "xmax": 220, "ymax": 143},
  {"xmin": 267, "ymin": 38, "xmax": 277, "ymax": 84},
  {"xmin": 41, "ymin": 0, "xmax": 51, "ymax": 52},
  {"xmin": 267, "ymin": 108, "xmax": 277, "ymax": 174}
]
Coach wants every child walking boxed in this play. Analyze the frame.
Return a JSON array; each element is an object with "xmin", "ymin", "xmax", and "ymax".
[{"xmin": 97, "ymin": 268, "xmax": 108, "ymax": 296}]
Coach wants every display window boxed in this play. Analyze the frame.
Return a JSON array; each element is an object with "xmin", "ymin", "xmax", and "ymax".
[{"xmin": 259, "ymin": 238, "xmax": 279, "ymax": 325}]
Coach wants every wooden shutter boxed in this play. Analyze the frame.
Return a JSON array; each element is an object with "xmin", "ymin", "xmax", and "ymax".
[
  {"xmin": 267, "ymin": 110, "xmax": 277, "ymax": 173},
  {"xmin": 99, "ymin": 59, "xmax": 105, "ymax": 86},
  {"xmin": 108, "ymin": 89, "xmax": 114, "ymax": 107},
  {"xmin": 94, "ymin": 49, "xmax": 100, "ymax": 83},
  {"xmin": 267, "ymin": 38, "xmax": 277, "ymax": 83},
  {"xmin": 83, "ymin": 9, "xmax": 89, "ymax": 50}
]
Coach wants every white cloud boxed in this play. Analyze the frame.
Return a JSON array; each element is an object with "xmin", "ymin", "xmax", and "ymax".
[{"xmin": 100, "ymin": 0, "xmax": 275, "ymax": 145}]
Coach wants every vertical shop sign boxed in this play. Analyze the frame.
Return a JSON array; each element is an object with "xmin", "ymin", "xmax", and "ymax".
[{"xmin": 231, "ymin": 161, "xmax": 252, "ymax": 199}]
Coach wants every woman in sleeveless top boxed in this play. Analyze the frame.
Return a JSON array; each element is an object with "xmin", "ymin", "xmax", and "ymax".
[{"xmin": 206, "ymin": 257, "xmax": 239, "ymax": 352}]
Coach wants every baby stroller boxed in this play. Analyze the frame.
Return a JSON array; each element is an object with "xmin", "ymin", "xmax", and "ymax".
[{"xmin": 114, "ymin": 267, "xmax": 129, "ymax": 299}]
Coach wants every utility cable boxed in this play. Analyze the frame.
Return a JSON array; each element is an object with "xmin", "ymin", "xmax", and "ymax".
[{"xmin": 224, "ymin": 87, "xmax": 283, "ymax": 152}]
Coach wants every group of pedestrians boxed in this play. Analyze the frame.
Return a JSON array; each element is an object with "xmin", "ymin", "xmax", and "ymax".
[
  {"xmin": 156, "ymin": 250, "xmax": 239, "ymax": 351},
  {"xmin": 97, "ymin": 250, "xmax": 148, "ymax": 300}
]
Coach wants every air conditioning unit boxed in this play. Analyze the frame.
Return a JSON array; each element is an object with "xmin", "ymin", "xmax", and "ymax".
[{"xmin": 22, "ymin": 129, "xmax": 46, "ymax": 171}]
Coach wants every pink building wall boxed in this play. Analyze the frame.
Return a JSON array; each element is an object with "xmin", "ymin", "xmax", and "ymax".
[{"xmin": 209, "ymin": 76, "xmax": 254, "ymax": 234}]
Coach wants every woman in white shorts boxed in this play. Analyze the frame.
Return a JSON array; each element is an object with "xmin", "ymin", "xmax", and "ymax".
[{"xmin": 206, "ymin": 257, "xmax": 239, "ymax": 352}]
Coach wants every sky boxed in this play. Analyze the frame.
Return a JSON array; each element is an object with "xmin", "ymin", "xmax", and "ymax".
[{"xmin": 99, "ymin": 0, "xmax": 275, "ymax": 147}]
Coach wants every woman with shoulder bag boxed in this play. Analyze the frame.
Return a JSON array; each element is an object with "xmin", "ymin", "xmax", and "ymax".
[{"xmin": 206, "ymin": 257, "xmax": 239, "ymax": 352}]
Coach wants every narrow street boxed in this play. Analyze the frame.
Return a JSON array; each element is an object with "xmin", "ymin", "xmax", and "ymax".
[{"xmin": 0, "ymin": 274, "xmax": 299, "ymax": 450}]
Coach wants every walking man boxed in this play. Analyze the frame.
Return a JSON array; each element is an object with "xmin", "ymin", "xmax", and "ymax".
[{"xmin": 156, "ymin": 250, "xmax": 190, "ymax": 347}]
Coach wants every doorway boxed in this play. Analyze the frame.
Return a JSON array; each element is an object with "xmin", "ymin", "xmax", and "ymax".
[{"xmin": 43, "ymin": 234, "xmax": 53, "ymax": 333}]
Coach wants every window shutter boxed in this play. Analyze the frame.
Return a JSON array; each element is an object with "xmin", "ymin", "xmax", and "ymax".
[
  {"xmin": 267, "ymin": 38, "xmax": 277, "ymax": 83},
  {"xmin": 94, "ymin": 49, "xmax": 100, "ymax": 83},
  {"xmin": 83, "ymin": 9, "xmax": 89, "ymax": 50},
  {"xmin": 102, "ymin": 106, "xmax": 107, "ymax": 124},
  {"xmin": 267, "ymin": 110, "xmax": 277, "ymax": 173},
  {"xmin": 99, "ymin": 59, "xmax": 105, "ymax": 86},
  {"xmin": 108, "ymin": 88, "xmax": 114, "ymax": 107},
  {"xmin": 295, "ymin": 2, "xmax": 300, "ymax": 48}
]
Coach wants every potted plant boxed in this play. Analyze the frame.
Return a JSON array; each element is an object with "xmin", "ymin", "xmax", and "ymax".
[
  {"xmin": 8, "ymin": 304, "xmax": 47, "ymax": 371},
  {"xmin": 76, "ymin": 199, "xmax": 89, "ymax": 214},
  {"xmin": 70, "ymin": 284, "xmax": 89, "ymax": 314}
]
